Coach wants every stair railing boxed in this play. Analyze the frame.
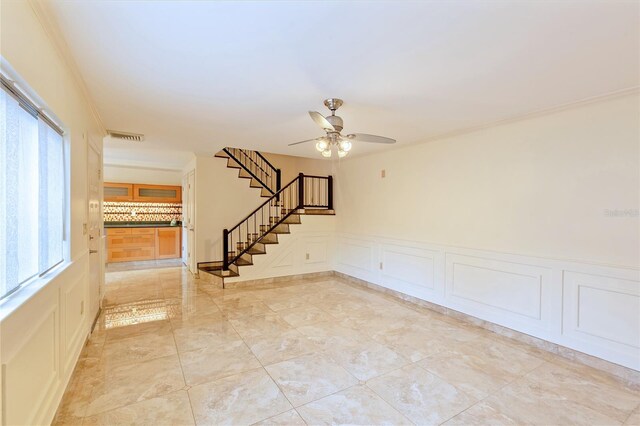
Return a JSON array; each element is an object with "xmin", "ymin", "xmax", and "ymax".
[
  {"xmin": 223, "ymin": 173, "xmax": 333, "ymax": 270},
  {"xmin": 223, "ymin": 147, "xmax": 281, "ymax": 194}
]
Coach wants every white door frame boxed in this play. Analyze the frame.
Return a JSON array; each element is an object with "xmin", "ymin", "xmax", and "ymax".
[{"xmin": 87, "ymin": 140, "xmax": 104, "ymax": 327}]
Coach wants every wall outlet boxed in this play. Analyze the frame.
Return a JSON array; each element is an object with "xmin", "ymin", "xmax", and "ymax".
[
  {"xmin": 305, "ymin": 253, "xmax": 310, "ymax": 260},
  {"xmin": 381, "ymin": 169, "xmax": 386, "ymax": 178},
  {"xmin": 80, "ymin": 300, "xmax": 84, "ymax": 315},
  {"xmin": 379, "ymin": 262, "xmax": 383, "ymax": 270}
]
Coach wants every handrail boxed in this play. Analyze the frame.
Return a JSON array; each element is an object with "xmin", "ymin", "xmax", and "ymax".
[
  {"xmin": 223, "ymin": 147, "xmax": 282, "ymax": 194},
  {"xmin": 223, "ymin": 147, "xmax": 276, "ymax": 194},
  {"xmin": 228, "ymin": 176, "xmax": 298, "ymax": 234},
  {"xmin": 300, "ymin": 174, "xmax": 329, "ymax": 179},
  {"xmin": 255, "ymin": 150, "xmax": 278, "ymax": 172},
  {"xmin": 238, "ymin": 149, "xmax": 269, "ymax": 176}
]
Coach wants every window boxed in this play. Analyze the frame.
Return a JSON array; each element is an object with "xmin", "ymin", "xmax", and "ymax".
[{"xmin": 0, "ymin": 75, "xmax": 65, "ymax": 300}]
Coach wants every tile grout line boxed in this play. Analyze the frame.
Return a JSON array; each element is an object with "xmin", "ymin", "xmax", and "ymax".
[
  {"xmin": 98, "ymin": 272, "xmax": 195, "ymax": 420},
  {"xmin": 224, "ymin": 308, "xmax": 298, "ymax": 424},
  {"xmin": 169, "ymin": 316, "xmax": 198, "ymax": 426},
  {"xmin": 82, "ymin": 284, "xmax": 193, "ymax": 421},
  {"xmin": 219, "ymin": 292, "xmax": 377, "ymax": 422},
  {"xmin": 361, "ymin": 378, "xmax": 417, "ymax": 426},
  {"xmin": 431, "ymin": 359, "xmax": 554, "ymax": 425},
  {"xmin": 621, "ymin": 402, "xmax": 640, "ymax": 425}
]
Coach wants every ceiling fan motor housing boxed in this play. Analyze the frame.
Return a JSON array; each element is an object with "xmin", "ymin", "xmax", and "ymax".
[{"xmin": 326, "ymin": 115, "xmax": 344, "ymax": 132}]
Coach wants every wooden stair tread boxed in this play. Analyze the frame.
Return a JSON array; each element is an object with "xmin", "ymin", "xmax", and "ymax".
[
  {"xmin": 210, "ymin": 269, "xmax": 239, "ymax": 278},
  {"xmin": 198, "ymin": 264, "xmax": 239, "ymax": 278},
  {"xmin": 234, "ymin": 258, "xmax": 253, "ymax": 266},
  {"xmin": 301, "ymin": 209, "xmax": 335, "ymax": 215}
]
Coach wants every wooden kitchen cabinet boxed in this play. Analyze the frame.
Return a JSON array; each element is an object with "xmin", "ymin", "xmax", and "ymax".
[
  {"xmin": 106, "ymin": 228, "xmax": 131, "ymax": 235},
  {"xmin": 155, "ymin": 227, "xmax": 181, "ymax": 259},
  {"xmin": 104, "ymin": 183, "xmax": 182, "ymax": 202},
  {"xmin": 133, "ymin": 184, "xmax": 181, "ymax": 203},
  {"xmin": 107, "ymin": 229, "xmax": 155, "ymax": 262},
  {"xmin": 108, "ymin": 233, "xmax": 155, "ymax": 249},
  {"xmin": 131, "ymin": 228, "xmax": 155, "ymax": 235},
  {"xmin": 106, "ymin": 226, "xmax": 182, "ymax": 262},
  {"xmin": 108, "ymin": 247, "xmax": 156, "ymax": 262},
  {"xmin": 104, "ymin": 182, "xmax": 134, "ymax": 201}
]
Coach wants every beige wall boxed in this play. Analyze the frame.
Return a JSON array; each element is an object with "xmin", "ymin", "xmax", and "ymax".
[
  {"xmin": 262, "ymin": 152, "xmax": 334, "ymax": 184},
  {"xmin": 335, "ymin": 93, "xmax": 640, "ymax": 268},
  {"xmin": 1, "ymin": 1, "xmax": 104, "ymax": 424},
  {"xmin": 193, "ymin": 156, "xmax": 265, "ymax": 264},
  {"xmin": 104, "ymin": 164, "xmax": 182, "ymax": 185}
]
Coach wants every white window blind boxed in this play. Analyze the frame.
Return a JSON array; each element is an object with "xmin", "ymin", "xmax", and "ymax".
[{"xmin": 0, "ymin": 81, "xmax": 65, "ymax": 299}]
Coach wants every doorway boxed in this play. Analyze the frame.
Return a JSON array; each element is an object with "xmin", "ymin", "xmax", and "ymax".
[
  {"xmin": 183, "ymin": 169, "xmax": 196, "ymax": 273},
  {"xmin": 88, "ymin": 143, "xmax": 103, "ymax": 325}
]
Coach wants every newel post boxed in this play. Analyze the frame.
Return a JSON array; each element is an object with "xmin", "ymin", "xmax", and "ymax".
[
  {"xmin": 276, "ymin": 169, "xmax": 282, "ymax": 192},
  {"xmin": 222, "ymin": 228, "xmax": 229, "ymax": 271},
  {"xmin": 327, "ymin": 175, "xmax": 333, "ymax": 210},
  {"xmin": 298, "ymin": 173, "xmax": 305, "ymax": 209}
]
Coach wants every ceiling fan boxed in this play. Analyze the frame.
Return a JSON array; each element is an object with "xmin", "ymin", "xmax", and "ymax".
[{"xmin": 288, "ymin": 98, "xmax": 396, "ymax": 158}]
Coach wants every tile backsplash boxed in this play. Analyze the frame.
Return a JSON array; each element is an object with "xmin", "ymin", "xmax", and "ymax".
[{"xmin": 104, "ymin": 201, "xmax": 182, "ymax": 223}]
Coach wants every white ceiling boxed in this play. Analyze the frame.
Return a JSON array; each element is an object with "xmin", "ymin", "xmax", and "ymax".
[{"xmin": 48, "ymin": 1, "xmax": 639, "ymax": 164}]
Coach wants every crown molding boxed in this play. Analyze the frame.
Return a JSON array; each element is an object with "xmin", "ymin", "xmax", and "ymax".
[
  {"xmin": 27, "ymin": 0, "xmax": 106, "ymax": 135},
  {"xmin": 421, "ymin": 86, "xmax": 640, "ymax": 143},
  {"xmin": 349, "ymin": 86, "xmax": 640, "ymax": 160}
]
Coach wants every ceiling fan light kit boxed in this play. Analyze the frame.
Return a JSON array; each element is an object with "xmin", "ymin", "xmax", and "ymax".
[
  {"xmin": 289, "ymin": 98, "xmax": 396, "ymax": 159},
  {"xmin": 315, "ymin": 139, "xmax": 328, "ymax": 152}
]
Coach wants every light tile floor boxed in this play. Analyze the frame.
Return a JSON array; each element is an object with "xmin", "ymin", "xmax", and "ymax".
[{"xmin": 54, "ymin": 267, "xmax": 640, "ymax": 425}]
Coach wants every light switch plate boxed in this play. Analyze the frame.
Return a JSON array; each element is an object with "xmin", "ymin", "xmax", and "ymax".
[{"xmin": 381, "ymin": 170, "xmax": 386, "ymax": 178}]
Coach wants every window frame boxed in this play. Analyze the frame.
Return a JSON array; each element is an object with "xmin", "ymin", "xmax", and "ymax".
[{"xmin": 0, "ymin": 64, "xmax": 70, "ymax": 304}]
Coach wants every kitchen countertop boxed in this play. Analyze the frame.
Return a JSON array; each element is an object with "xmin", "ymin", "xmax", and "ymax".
[{"xmin": 104, "ymin": 222, "xmax": 182, "ymax": 228}]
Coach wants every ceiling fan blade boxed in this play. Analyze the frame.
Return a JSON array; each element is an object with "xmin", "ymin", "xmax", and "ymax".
[
  {"xmin": 288, "ymin": 137, "xmax": 321, "ymax": 146},
  {"xmin": 345, "ymin": 133, "xmax": 396, "ymax": 144},
  {"xmin": 309, "ymin": 111, "xmax": 335, "ymax": 131}
]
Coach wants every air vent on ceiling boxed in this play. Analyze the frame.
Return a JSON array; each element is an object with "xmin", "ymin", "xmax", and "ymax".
[{"xmin": 107, "ymin": 130, "xmax": 145, "ymax": 142}]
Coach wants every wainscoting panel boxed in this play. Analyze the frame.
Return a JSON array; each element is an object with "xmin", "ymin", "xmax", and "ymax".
[
  {"xmin": 337, "ymin": 236, "xmax": 376, "ymax": 281},
  {"xmin": 0, "ymin": 254, "xmax": 91, "ymax": 426},
  {"xmin": 563, "ymin": 271, "xmax": 640, "ymax": 369},
  {"xmin": 381, "ymin": 244, "xmax": 437, "ymax": 300},
  {"xmin": 334, "ymin": 232, "xmax": 639, "ymax": 371},
  {"xmin": 304, "ymin": 238, "xmax": 328, "ymax": 265},
  {"xmin": 3, "ymin": 306, "xmax": 59, "ymax": 426},
  {"xmin": 62, "ymin": 263, "xmax": 89, "ymax": 375},
  {"xmin": 271, "ymin": 246, "xmax": 295, "ymax": 269},
  {"xmin": 445, "ymin": 253, "xmax": 553, "ymax": 335}
]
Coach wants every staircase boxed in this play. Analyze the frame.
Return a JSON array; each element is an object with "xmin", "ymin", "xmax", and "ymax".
[
  {"xmin": 198, "ymin": 148, "xmax": 334, "ymax": 285},
  {"xmin": 214, "ymin": 147, "xmax": 281, "ymax": 197}
]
